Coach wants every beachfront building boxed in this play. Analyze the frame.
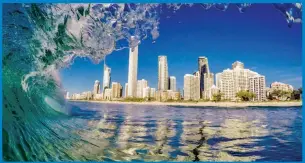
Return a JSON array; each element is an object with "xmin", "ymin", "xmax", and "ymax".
[
  {"xmin": 203, "ymin": 73, "xmax": 214, "ymax": 100},
  {"xmin": 93, "ymin": 80, "xmax": 101, "ymax": 95},
  {"xmin": 216, "ymin": 61, "xmax": 259, "ymax": 101},
  {"xmin": 112, "ymin": 82, "xmax": 122, "ymax": 99},
  {"xmin": 270, "ymin": 81, "xmax": 294, "ymax": 92},
  {"xmin": 95, "ymin": 93, "xmax": 103, "ymax": 100},
  {"xmin": 198, "ymin": 56, "xmax": 210, "ymax": 98},
  {"xmin": 269, "ymin": 81, "xmax": 294, "ymax": 100},
  {"xmin": 127, "ymin": 45, "xmax": 138, "ymax": 97},
  {"xmin": 169, "ymin": 76, "xmax": 177, "ymax": 91},
  {"xmin": 205, "ymin": 85, "xmax": 220, "ymax": 100},
  {"xmin": 194, "ymin": 71, "xmax": 201, "ymax": 100},
  {"xmin": 156, "ymin": 90, "xmax": 181, "ymax": 101},
  {"xmin": 76, "ymin": 91, "xmax": 93, "ymax": 100},
  {"xmin": 137, "ymin": 79, "xmax": 148, "ymax": 98},
  {"xmin": 143, "ymin": 87, "xmax": 151, "ymax": 99},
  {"xmin": 150, "ymin": 88, "xmax": 156, "ymax": 99},
  {"xmin": 168, "ymin": 90, "xmax": 181, "ymax": 100},
  {"xmin": 158, "ymin": 55, "xmax": 169, "ymax": 91},
  {"xmin": 103, "ymin": 56, "xmax": 111, "ymax": 90},
  {"xmin": 104, "ymin": 88, "xmax": 112, "ymax": 100},
  {"xmin": 156, "ymin": 91, "xmax": 169, "ymax": 102},
  {"xmin": 249, "ymin": 75, "xmax": 266, "ymax": 101},
  {"xmin": 183, "ymin": 73, "xmax": 200, "ymax": 101}
]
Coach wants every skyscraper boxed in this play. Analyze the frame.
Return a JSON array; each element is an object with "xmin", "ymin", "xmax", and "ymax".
[
  {"xmin": 158, "ymin": 56, "xmax": 169, "ymax": 91},
  {"xmin": 127, "ymin": 45, "xmax": 138, "ymax": 97},
  {"xmin": 103, "ymin": 56, "xmax": 111, "ymax": 90},
  {"xmin": 198, "ymin": 57, "xmax": 210, "ymax": 98},
  {"xmin": 249, "ymin": 75, "xmax": 266, "ymax": 101},
  {"xmin": 169, "ymin": 76, "xmax": 177, "ymax": 91},
  {"xmin": 93, "ymin": 80, "xmax": 100, "ymax": 95}
]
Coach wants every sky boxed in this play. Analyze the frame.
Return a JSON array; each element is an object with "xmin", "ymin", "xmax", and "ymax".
[{"xmin": 60, "ymin": 4, "xmax": 302, "ymax": 94}]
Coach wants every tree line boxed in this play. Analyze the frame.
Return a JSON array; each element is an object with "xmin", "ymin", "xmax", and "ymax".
[{"xmin": 212, "ymin": 88, "xmax": 302, "ymax": 102}]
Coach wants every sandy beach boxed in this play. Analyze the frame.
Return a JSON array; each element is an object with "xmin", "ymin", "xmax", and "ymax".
[{"xmin": 69, "ymin": 100, "xmax": 302, "ymax": 107}]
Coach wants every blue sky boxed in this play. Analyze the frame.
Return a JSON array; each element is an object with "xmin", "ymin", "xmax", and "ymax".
[{"xmin": 60, "ymin": 4, "xmax": 302, "ymax": 94}]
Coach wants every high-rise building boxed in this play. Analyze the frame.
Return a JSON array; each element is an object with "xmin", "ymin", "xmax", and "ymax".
[
  {"xmin": 103, "ymin": 56, "xmax": 111, "ymax": 90},
  {"xmin": 249, "ymin": 75, "xmax": 266, "ymax": 101},
  {"xmin": 124, "ymin": 83, "xmax": 128, "ymax": 98},
  {"xmin": 137, "ymin": 79, "xmax": 148, "ymax": 98},
  {"xmin": 127, "ymin": 45, "xmax": 138, "ymax": 97},
  {"xmin": 169, "ymin": 76, "xmax": 177, "ymax": 91},
  {"xmin": 215, "ymin": 73, "xmax": 221, "ymax": 88},
  {"xmin": 143, "ymin": 87, "xmax": 151, "ymax": 99},
  {"xmin": 217, "ymin": 69, "xmax": 234, "ymax": 100},
  {"xmin": 93, "ymin": 80, "xmax": 101, "ymax": 95},
  {"xmin": 112, "ymin": 82, "xmax": 122, "ymax": 98},
  {"xmin": 184, "ymin": 74, "xmax": 193, "ymax": 101},
  {"xmin": 150, "ymin": 88, "xmax": 156, "ymax": 99},
  {"xmin": 198, "ymin": 57, "xmax": 210, "ymax": 98},
  {"xmin": 80, "ymin": 91, "xmax": 93, "ymax": 100},
  {"xmin": 203, "ymin": 73, "xmax": 214, "ymax": 99},
  {"xmin": 158, "ymin": 56, "xmax": 169, "ymax": 91},
  {"xmin": 155, "ymin": 91, "xmax": 169, "ymax": 102},
  {"xmin": 104, "ymin": 88, "xmax": 112, "ymax": 100},
  {"xmin": 194, "ymin": 71, "xmax": 201, "ymax": 100},
  {"xmin": 217, "ymin": 61, "xmax": 259, "ymax": 100},
  {"xmin": 183, "ymin": 73, "xmax": 200, "ymax": 101}
]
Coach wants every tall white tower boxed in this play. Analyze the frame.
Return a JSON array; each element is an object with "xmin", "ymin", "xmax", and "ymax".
[
  {"xmin": 127, "ymin": 45, "xmax": 138, "ymax": 97},
  {"xmin": 103, "ymin": 56, "xmax": 111, "ymax": 90},
  {"xmin": 158, "ymin": 56, "xmax": 168, "ymax": 91}
]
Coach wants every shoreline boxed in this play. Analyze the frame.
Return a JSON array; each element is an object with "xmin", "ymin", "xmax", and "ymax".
[{"xmin": 68, "ymin": 100, "xmax": 302, "ymax": 107}]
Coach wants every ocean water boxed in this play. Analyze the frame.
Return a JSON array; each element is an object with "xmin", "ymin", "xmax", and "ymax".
[
  {"xmin": 2, "ymin": 3, "xmax": 302, "ymax": 161},
  {"xmin": 59, "ymin": 102, "xmax": 302, "ymax": 161}
]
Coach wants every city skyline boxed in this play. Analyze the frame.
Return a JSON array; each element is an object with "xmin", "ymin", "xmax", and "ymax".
[
  {"xmin": 61, "ymin": 4, "xmax": 301, "ymax": 94},
  {"xmin": 62, "ymin": 53, "xmax": 301, "ymax": 95}
]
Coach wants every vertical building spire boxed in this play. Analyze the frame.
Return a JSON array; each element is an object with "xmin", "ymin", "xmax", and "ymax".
[
  {"xmin": 103, "ymin": 55, "xmax": 111, "ymax": 90},
  {"xmin": 127, "ymin": 45, "xmax": 139, "ymax": 97}
]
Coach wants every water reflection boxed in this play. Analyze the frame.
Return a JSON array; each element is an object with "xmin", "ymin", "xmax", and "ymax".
[{"xmin": 67, "ymin": 102, "xmax": 302, "ymax": 161}]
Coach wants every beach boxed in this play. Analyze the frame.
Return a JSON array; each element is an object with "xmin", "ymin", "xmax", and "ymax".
[{"xmin": 69, "ymin": 100, "xmax": 302, "ymax": 107}]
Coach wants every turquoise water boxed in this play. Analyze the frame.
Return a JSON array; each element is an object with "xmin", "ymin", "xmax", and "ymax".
[
  {"xmin": 2, "ymin": 3, "xmax": 302, "ymax": 161},
  {"xmin": 62, "ymin": 102, "xmax": 302, "ymax": 161}
]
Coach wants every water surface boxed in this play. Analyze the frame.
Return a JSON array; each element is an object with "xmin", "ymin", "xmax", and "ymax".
[{"xmin": 66, "ymin": 101, "xmax": 302, "ymax": 161}]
